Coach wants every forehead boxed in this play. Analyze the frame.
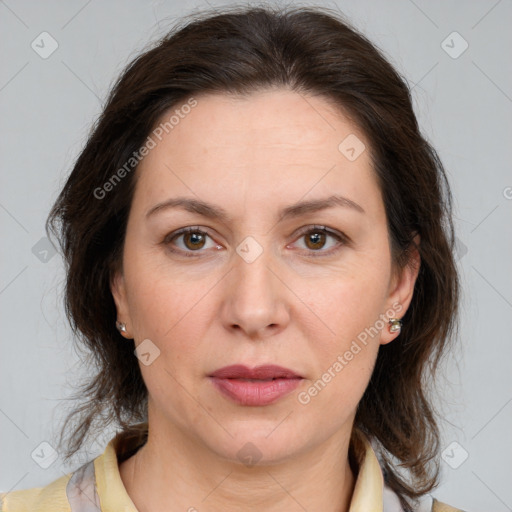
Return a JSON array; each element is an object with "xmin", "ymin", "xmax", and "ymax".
[
  {"xmin": 133, "ymin": 89, "xmax": 380, "ymax": 217},
  {"xmin": 152, "ymin": 89, "xmax": 362, "ymax": 155}
]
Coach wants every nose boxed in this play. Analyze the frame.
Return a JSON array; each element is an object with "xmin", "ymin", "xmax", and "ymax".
[{"xmin": 220, "ymin": 242, "xmax": 291, "ymax": 340}]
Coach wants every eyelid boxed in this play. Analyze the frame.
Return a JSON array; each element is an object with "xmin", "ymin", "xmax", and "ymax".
[
  {"xmin": 163, "ymin": 224, "xmax": 349, "ymax": 257},
  {"xmin": 292, "ymin": 224, "xmax": 347, "ymax": 240},
  {"xmin": 289, "ymin": 224, "xmax": 349, "ymax": 256},
  {"xmin": 163, "ymin": 226, "xmax": 220, "ymax": 258},
  {"xmin": 163, "ymin": 225, "xmax": 212, "ymax": 244}
]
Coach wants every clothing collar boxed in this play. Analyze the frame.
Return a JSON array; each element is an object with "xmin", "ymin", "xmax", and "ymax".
[{"xmin": 92, "ymin": 424, "xmax": 387, "ymax": 512}]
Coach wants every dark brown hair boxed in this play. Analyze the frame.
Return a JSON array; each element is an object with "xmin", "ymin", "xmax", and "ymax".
[{"xmin": 47, "ymin": 4, "xmax": 459, "ymax": 510}]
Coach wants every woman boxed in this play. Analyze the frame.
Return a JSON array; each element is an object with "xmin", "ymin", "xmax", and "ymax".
[{"xmin": 0, "ymin": 5, "xmax": 464, "ymax": 512}]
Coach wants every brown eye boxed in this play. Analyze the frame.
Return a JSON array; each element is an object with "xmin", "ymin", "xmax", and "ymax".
[
  {"xmin": 182, "ymin": 231, "xmax": 207, "ymax": 250},
  {"xmin": 292, "ymin": 225, "xmax": 348, "ymax": 257},
  {"xmin": 304, "ymin": 231, "xmax": 327, "ymax": 250},
  {"xmin": 164, "ymin": 227, "xmax": 220, "ymax": 257}
]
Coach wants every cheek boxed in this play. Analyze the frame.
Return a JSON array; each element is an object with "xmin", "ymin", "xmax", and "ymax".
[
  {"xmin": 123, "ymin": 243, "xmax": 214, "ymax": 337},
  {"xmin": 300, "ymin": 353, "xmax": 376, "ymax": 434},
  {"xmin": 292, "ymin": 263, "xmax": 389, "ymax": 402},
  {"xmin": 297, "ymin": 264, "xmax": 390, "ymax": 344},
  {"xmin": 296, "ymin": 279, "xmax": 382, "ymax": 417},
  {"xmin": 124, "ymin": 258, "xmax": 221, "ymax": 382},
  {"xmin": 129, "ymin": 271, "xmax": 215, "ymax": 416}
]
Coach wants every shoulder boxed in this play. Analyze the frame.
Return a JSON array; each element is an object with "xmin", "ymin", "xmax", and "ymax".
[
  {"xmin": 0, "ymin": 473, "xmax": 72, "ymax": 512},
  {"xmin": 1, "ymin": 426, "xmax": 146, "ymax": 512},
  {"xmin": 431, "ymin": 498, "xmax": 467, "ymax": 512},
  {"xmin": 383, "ymin": 485, "xmax": 466, "ymax": 512}
]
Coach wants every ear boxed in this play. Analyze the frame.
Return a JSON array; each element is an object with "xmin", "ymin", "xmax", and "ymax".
[
  {"xmin": 380, "ymin": 234, "xmax": 421, "ymax": 345},
  {"xmin": 110, "ymin": 269, "xmax": 132, "ymax": 338}
]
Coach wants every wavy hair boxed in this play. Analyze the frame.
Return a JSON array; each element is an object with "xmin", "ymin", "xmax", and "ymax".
[{"xmin": 47, "ymin": 5, "xmax": 459, "ymax": 510}]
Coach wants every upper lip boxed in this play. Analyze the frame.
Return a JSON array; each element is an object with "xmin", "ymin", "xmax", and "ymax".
[{"xmin": 209, "ymin": 364, "xmax": 302, "ymax": 379}]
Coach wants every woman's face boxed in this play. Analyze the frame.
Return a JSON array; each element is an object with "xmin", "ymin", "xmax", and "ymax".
[{"xmin": 111, "ymin": 88, "xmax": 418, "ymax": 464}]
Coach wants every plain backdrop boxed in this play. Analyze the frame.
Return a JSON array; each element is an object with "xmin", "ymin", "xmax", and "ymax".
[{"xmin": 1, "ymin": 1, "xmax": 511, "ymax": 511}]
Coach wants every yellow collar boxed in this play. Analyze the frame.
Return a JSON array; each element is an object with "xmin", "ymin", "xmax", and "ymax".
[{"xmin": 348, "ymin": 427, "xmax": 384, "ymax": 511}]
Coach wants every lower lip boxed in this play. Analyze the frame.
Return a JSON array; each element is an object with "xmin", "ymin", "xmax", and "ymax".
[{"xmin": 209, "ymin": 377, "xmax": 302, "ymax": 406}]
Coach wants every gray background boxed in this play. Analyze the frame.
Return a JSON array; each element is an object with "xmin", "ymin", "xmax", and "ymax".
[{"xmin": 1, "ymin": 0, "xmax": 511, "ymax": 510}]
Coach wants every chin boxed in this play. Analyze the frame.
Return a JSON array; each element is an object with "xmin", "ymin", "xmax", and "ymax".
[{"xmin": 199, "ymin": 420, "xmax": 315, "ymax": 467}]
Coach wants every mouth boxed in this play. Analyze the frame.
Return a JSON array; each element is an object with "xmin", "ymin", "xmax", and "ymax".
[
  {"xmin": 208, "ymin": 364, "xmax": 303, "ymax": 406},
  {"xmin": 209, "ymin": 364, "xmax": 303, "ymax": 380},
  {"xmin": 229, "ymin": 378, "xmax": 283, "ymax": 382}
]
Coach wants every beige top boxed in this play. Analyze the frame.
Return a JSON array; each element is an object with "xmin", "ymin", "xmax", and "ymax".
[{"xmin": 0, "ymin": 424, "xmax": 464, "ymax": 511}]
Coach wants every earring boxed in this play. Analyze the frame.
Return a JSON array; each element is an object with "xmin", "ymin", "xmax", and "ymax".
[
  {"xmin": 116, "ymin": 321, "xmax": 128, "ymax": 336},
  {"xmin": 389, "ymin": 318, "xmax": 402, "ymax": 333}
]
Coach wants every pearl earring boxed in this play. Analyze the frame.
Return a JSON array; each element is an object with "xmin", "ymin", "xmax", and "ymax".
[
  {"xmin": 389, "ymin": 318, "xmax": 402, "ymax": 333},
  {"xmin": 116, "ymin": 321, "xmax": 128, "ymax": 335}
]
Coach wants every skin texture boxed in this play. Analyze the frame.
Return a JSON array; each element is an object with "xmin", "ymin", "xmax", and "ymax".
[{"xmin": 111, "ymin": 88, "xmax": 420, "ymax": 512}]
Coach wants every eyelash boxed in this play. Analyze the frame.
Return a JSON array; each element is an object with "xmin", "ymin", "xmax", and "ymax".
[{"xmin": 163, "ymin": 225, "xmax": 349, "ymax": 258}]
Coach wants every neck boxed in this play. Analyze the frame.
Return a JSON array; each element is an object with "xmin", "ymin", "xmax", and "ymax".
[{"xmin": 119, "ymin": 420, "xmax": 357, "ymax": 512}]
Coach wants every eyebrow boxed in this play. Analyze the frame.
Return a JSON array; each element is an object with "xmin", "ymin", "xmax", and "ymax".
[{"xmin": 145, "ymin": 194, "xmax": 365, "ymax": 222}]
